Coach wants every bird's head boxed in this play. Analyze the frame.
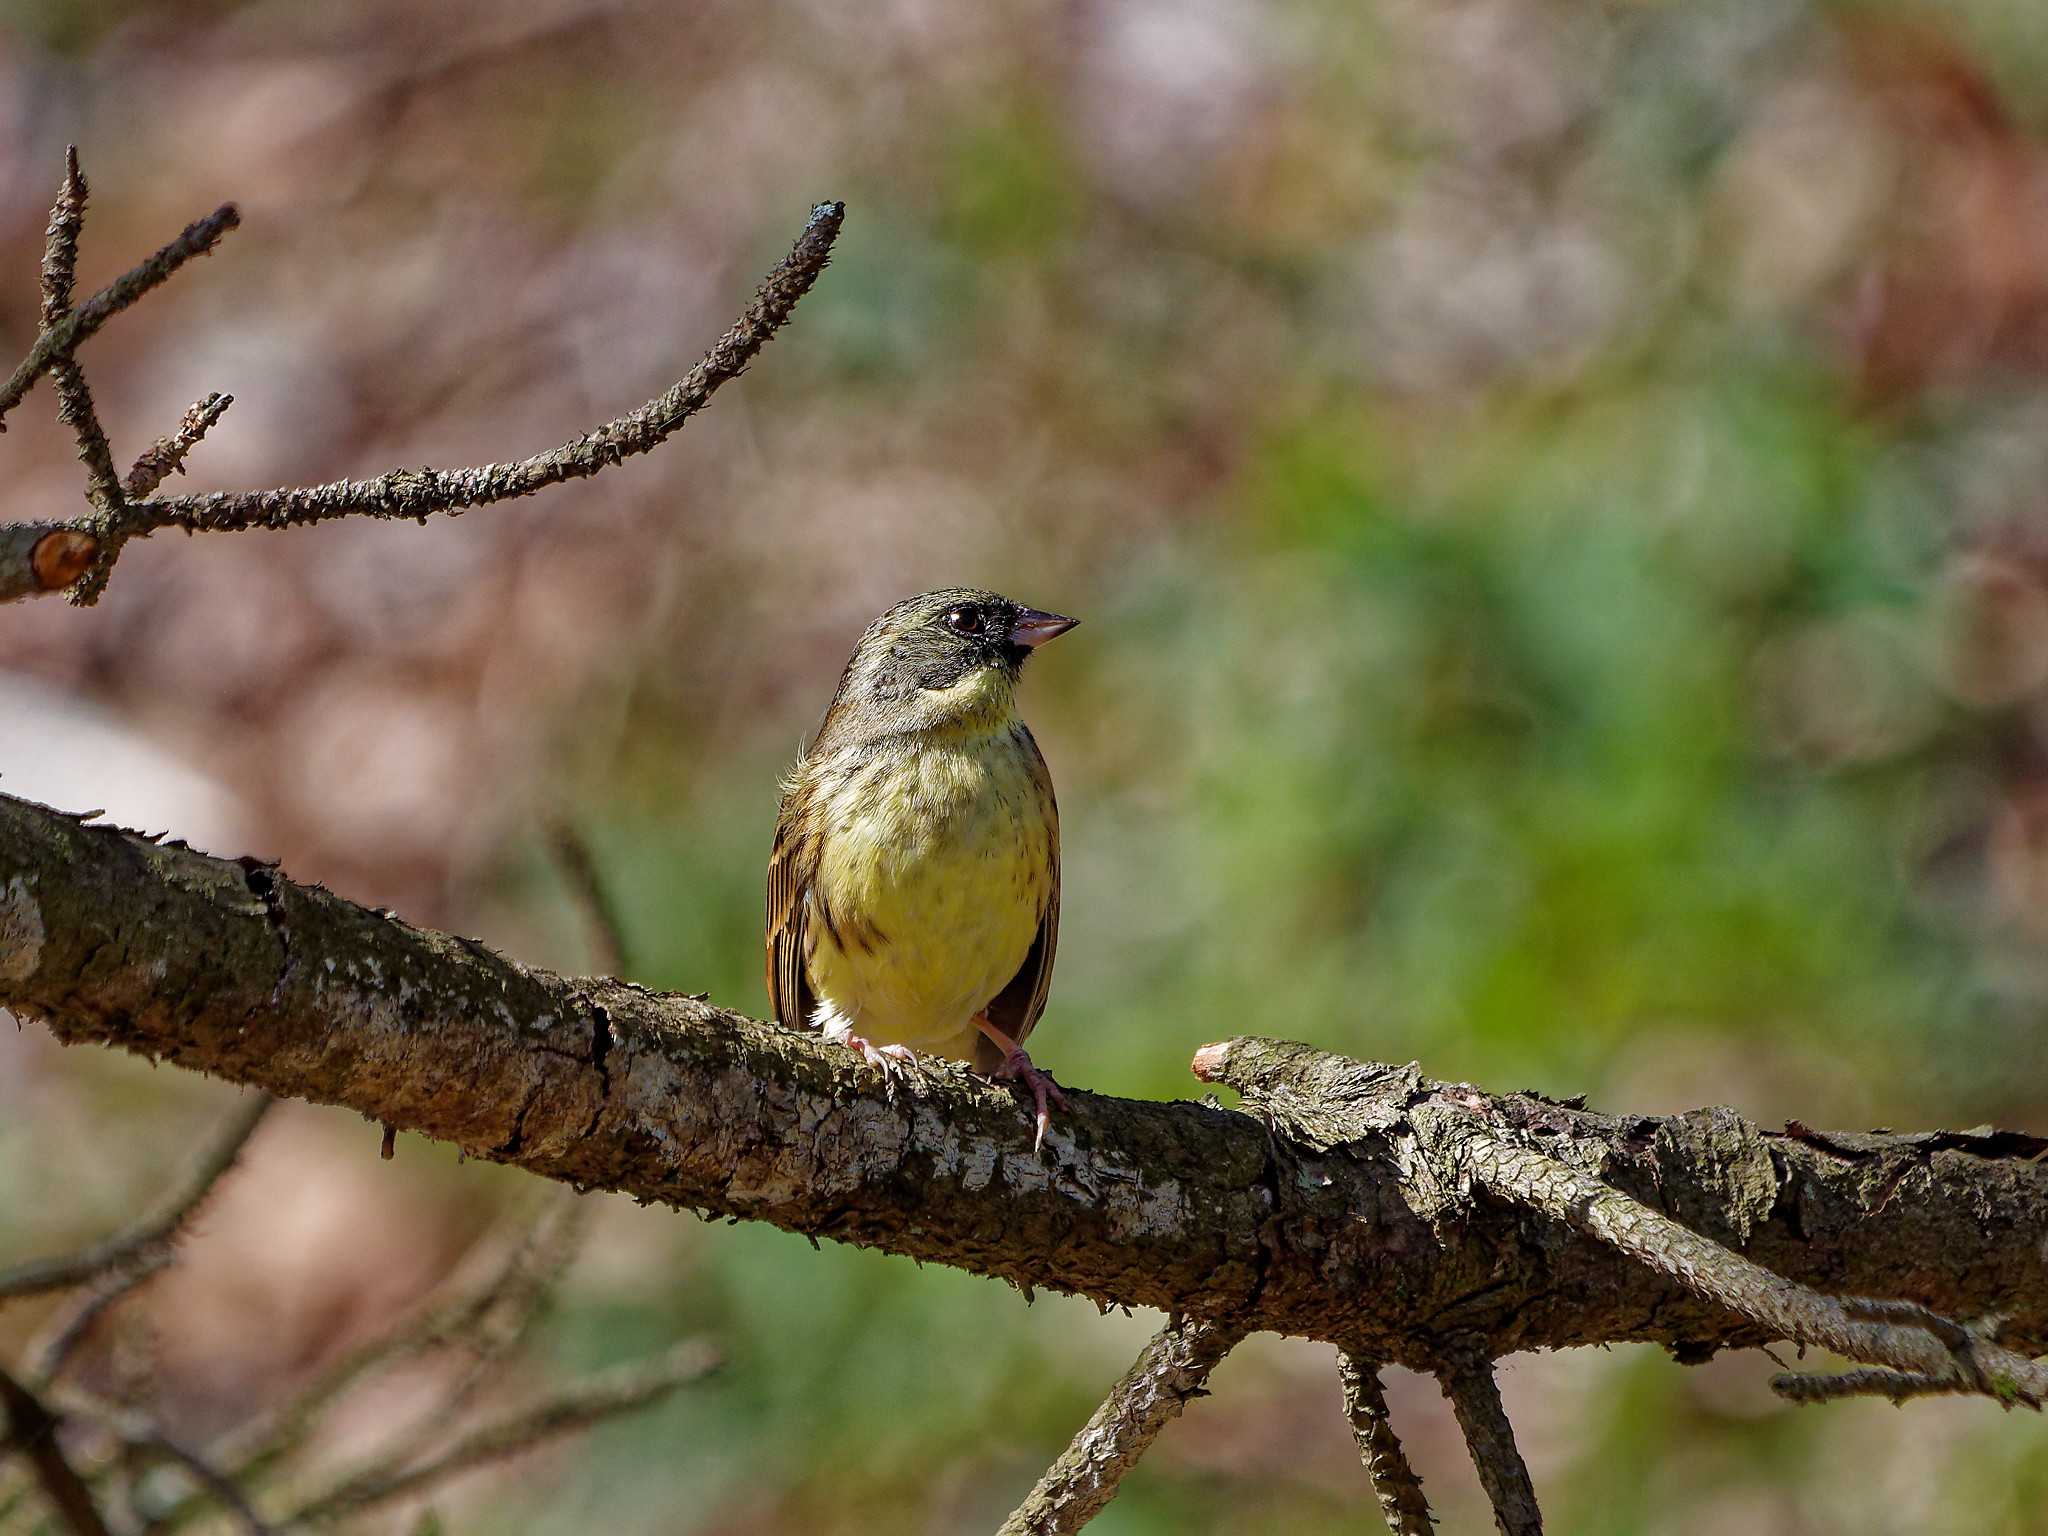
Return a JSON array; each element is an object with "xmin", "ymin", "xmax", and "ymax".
[{"xmin": 830, "ymin": 587, "xmax": 1078, "ymax": 738}]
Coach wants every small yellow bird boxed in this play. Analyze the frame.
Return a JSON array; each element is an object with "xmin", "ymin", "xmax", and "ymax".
[{"xmin": 766, "ymin": 588, "xmax": 1076, "ymax": 1146}]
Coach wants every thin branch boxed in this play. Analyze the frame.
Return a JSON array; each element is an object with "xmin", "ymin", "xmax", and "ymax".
[
  {"xmin": 39, "ymin": 148, "xmax": 85, "ymax": 328},
  {"xmin": 278, "ymin": 1340, "xmax": 719, "ymax": 1527},
  {"xmin": 1436, "ymin": 1351, "xmax": 1541, "ymax": 1536},
  {"xmin": 1336, "ymin": 1352, "xmax": 1433, "ymax": 1535},
  {"xmin": 1771, "ymin": 1367, "xmax": 1989, "ymax": 1406},
  {"xmin": 146, "ymin": 198, "xmax": 842, "ymax": 534},
  {"xmin": 549, "ymin": 824, "xmax": 629, "ymax": 976},
  {"xmin": 415, "ymin": 1194, "xmax": 589, "ymax": 1429},
  {"xmin": 0, "ymin": 202, "xmax": 239, "ymax": 431},
  {"xmin": 49, "ymin": 1391, "xmax": 272, "ymax": 1536},
  {"xmin": 26, "ymin": 1249, "xmax": 174, "ymax": 1386},
  {"xmin": 201, "ymin": 1197, "xmax": 586, "ymax": 1501},
  {"xmin": 0, "ymin": 1095, "xmax": 271, "ymax": 1300},
  {"xmin": 124, "ymin": 393, "xmax": 232, "ymax": 499},
  {"xmin": 997, "ymin": 1317, "xmax": 1246, "ymax": 1536},
  {"xmin": 0, "ymin": 187, "xmax": 843, "ymax": 605},
  {"xmin": 40, "ymin": 152, "xmax": 127, "ymax": 527},
  {"xmin": 0, "ymin": 1367, "xmax": 113, "ymax": 1536}
]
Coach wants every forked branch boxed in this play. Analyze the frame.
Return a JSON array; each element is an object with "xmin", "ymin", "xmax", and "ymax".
[{"xmin": 0, "ymin": 147, "xmax": 843, "ymax": 604}]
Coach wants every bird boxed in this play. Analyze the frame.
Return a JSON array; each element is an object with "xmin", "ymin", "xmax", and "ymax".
[{"xmin": 766, "ymin": 588, "xmax": 1076, "ymax": 1149}]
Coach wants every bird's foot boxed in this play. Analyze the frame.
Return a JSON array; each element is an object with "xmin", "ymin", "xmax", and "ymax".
[
  {"xmin": 838, "ymin": 1033, "xmax": 920, "ymax": 1096},
  {"xmin": 993, "ymin": 1046, "xmax": 1067, "ymax": 1155}
]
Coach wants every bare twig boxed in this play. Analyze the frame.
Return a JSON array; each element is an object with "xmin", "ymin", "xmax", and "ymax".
[
  {"xmin": 0, "ymin": 1367, "xmax": 112, "ymax": 1536},
  {"xmin": 0, "ymin": 1095, "xmax": 270, "ymax": 1300},
  {"xmin": 26, "ymin": 1250, "xmax": 174, "ymax": 1386},
  {"xmin": 1336, "ymin": 1352, "xmax": 1433, "ymax": 1535},
  {"xmin": 549, "ymin": 824, "xmax": 629, "ymax": 976},
  {"xmin": 39, "ymin": 149, "xmax": 85, "ymax": 328},
  {"xmin": 996, "ymin": 1317, "xmax": 1245, "ymax": 1536},
  {"xmin": 49, "ymin": 1391, "xmax": 272, "ymax": 1536},
  {"xmin": 1436, "ymin": 1351, "xmax": 1541, "ymax": 1536},
  {"xmin": 279, "ymin": 1340, "xmax": 719, "ymax": 1527},
  {"xmin": 0, "ymin": 202, "xmax": 239, "ymax": 431},
  {"xmin": 40, "ymin": 150, "xmax": 128, "ymax": 532},
  {"xmin": 145, "ymin": 197, "xmax": 842, "ymax": 534},
  {"xmin": 416, "ymin": 1195, "xmax": 589, "ymax": 1429},
  {"xmin": 1772, "ymin": 1367, "xmax": 1983, "ymax": 1405},
  {"xmin": 124, "ymin": 392, "xmax": 232, "ymax": 499},
  {"xmin": 199, "ymin": 1197, "xmax": 587, "ymax": 1505},
  {"xmin": 0, "ymin": 180, "xmax": 842, "ymax": 604}
]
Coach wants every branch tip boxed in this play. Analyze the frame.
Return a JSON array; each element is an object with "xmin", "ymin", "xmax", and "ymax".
[{"xmin": 1189, "ymin": 1041, "xmax": 1230, "ymax": 1082}]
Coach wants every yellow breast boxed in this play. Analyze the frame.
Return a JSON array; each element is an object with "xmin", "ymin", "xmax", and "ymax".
[{"xmin": 805, "ymin": 726, "xmax": 1052, "ymax": 1058}]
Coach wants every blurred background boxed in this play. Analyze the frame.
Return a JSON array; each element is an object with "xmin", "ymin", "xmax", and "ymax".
[{"xmin": 2, "ymin": 0, "xmax": 2047, "ymax": 1529}]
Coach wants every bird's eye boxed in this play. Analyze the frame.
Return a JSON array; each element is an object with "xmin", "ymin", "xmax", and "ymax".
[{"xmin": 943, "ymin": 606, "xmax": 978, "ymax": 634}]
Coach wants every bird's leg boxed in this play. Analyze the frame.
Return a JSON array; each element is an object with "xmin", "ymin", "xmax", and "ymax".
[{"xmin": 974, "ymin": 1016, "xmax": 1066, "ymax": 1153}]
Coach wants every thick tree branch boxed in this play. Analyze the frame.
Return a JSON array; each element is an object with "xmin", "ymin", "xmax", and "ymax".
[
  {"xmin": 1421, "ymin": 1096, "xmax": 2048, "ymax": 1408},
  {"xmin": 1193, "ymin": 1040, "xmax": 2048, "ymax": 1382},
  {"xmin": 997, "ymin": 1318, "xmax": 1245, "ymax": 1535},
  {"xmin": 1336, "ymin": 1352, "xmax": 1433, "ymax": 1535},
  {"xmin": 5, "ymin": 793, "xmax": 2048, "ymax": 1377}
]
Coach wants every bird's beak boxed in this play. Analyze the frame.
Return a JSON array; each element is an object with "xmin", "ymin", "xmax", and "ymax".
[{"xmin": 1009, "ymin": 608, "xmax": 1079, "ymax": 648}]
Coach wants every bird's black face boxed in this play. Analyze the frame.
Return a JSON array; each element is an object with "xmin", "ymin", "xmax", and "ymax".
[
  {"xmin": 840, "ymin": 588, "xmax": 1078, "ymax": 723},
  {"xmin": 903, "ymin": 590, "xmax": 1077, "ymax": 690},
  {"xmin": 929, "ymin": 595, "xmax": 1024, "ymax": 681}
]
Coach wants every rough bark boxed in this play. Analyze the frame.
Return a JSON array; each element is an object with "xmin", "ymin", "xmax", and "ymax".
[
  {"xmin": 1337, "ymin": 1352, "xmax": 1434, "ymax": 1535},
  {"xmin": 4, "ymin": 791, "xmax": 2047, "ymax": 1371}
]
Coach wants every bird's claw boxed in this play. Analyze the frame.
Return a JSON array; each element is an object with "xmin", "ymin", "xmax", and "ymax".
[
  {"xmin": 840, "ymin": 1034, "xmax": 920, "ymax": 1098},
  {"xmin": 995, "ymin": 1047, "xmax": 1066, "ymax": 1154}
]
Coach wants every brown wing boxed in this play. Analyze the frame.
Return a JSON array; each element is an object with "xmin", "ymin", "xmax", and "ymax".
[
  {"xmin": 975, "ymin": 727, "xmax": 1060, "ymax": 1071},
  {"xmin": 765, "ymin": 784, "xmax": 819, "ymax": 1030}
]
